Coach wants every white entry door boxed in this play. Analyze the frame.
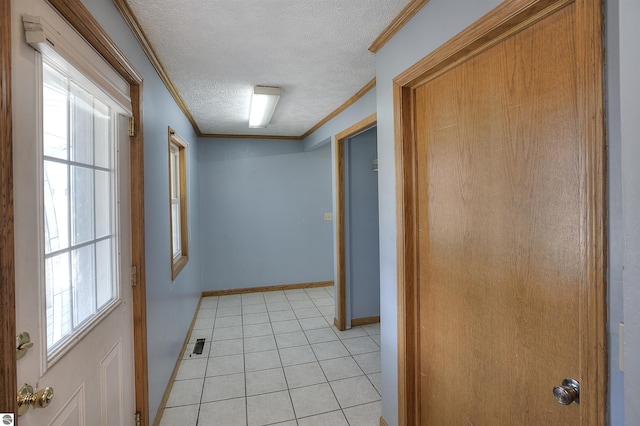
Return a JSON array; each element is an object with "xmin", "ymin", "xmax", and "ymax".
[{"xmin": 12, "ymin": 0, "xmax": 135, "ymax": 424}]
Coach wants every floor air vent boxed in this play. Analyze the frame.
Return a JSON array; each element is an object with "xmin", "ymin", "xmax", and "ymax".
[{"xmin": 193, "ymin": 338, "xmax": 205, "ymax": 355}]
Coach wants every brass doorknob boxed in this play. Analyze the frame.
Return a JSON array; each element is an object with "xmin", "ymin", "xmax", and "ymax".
[
  {"xmin": 553, "ymin": 378, "xmax": 580, "ymax": 405},
  {"xmin": 17, "ymin": 384, "xmax": 54, "ymax": 416}
]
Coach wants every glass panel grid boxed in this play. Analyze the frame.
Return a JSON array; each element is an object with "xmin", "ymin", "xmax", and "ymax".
[
  {"xmin": 43, "ymin": 59, "xmax": 119, "ymax": 354},
  {"xmin": 44, "ymin": 161, "xmax": 69, "ymax": 253},
  {"xmin": 171, "ymin": 201, "xmax": 181, "ymax": 258},
  {"xmin": 170, "ymin": 144, "xmax": 182, "ymax": 259}
]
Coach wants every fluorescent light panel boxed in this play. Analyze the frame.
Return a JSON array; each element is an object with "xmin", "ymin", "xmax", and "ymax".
[{"xmin": 249, "ymin": 86, "xmax": 281, "ymax": 128}]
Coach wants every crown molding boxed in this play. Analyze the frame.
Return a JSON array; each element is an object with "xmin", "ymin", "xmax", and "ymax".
[
  {"xmin": 300, "ymin": 78, "xmax": 376, "ymax": 140},
  {"xmin": 113, "ymin": 0, "xmax": 377, "ymax": 141},
  {"xmin": 113, "ymin": 0, "xmax": 202, "ymax": 135},
  {"xmin": 200, "ymin": 134, "xmax": 302, "ymax": 141},
  {"xmin": 369, "ymin": 0, "xmax": 430, "ymax": 53}
]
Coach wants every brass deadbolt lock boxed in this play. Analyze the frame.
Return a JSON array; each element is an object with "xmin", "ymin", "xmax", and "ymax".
[{"xmin": 16, "ymin": 332, "xmax": 34, "ymax": 360}]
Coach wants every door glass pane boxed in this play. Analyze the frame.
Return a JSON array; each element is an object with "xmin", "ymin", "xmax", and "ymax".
[
  {"xmin": 94, "ymin": 99, "xmax": 111, "ymax": 169},
  {"xmin": 43, "ymin": 64, "xmax": 69, "ymax": 160},
  {"xmin": 95, "ymin": 170, "xmax": 112, "ymax": 238},
  {"xmin": 43, "ymin": 57, "xmax": 121, "ymax": 354},
  {"xmin": 46, "ymin": 252, "xmax": 71, "ymax": 349},
  {"xmin": 70, "ymin": 82, "xmax": 94, "ymax": 165},
  {"xmin": 72, "ymin": 245, "xmax": 96, "ymax": 325},
  {"xmin": 71, "ymin": 166, "xmax": 94, "ymax": 245},
  {"xmin": 96, "ymin": 239, "xmax": 114, "ymax": 309},
  {"xmin": 44, "ymin": 161, "xmax": 69, "ymax": 254}
]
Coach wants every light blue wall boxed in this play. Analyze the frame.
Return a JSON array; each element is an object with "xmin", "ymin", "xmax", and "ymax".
[
  {"xmin": 606, "ymin": 0, "xmax": 625, "ymax": 423},
  {"xmin": 346, "ymin": 128, "xmax": 380, "ymax": 321},
  {"xmin": 198, "ymin": 138, "xmax": 333, "ymax": 290},
  {"xmin": 300, "ymin": 86, "xmax": 378, "ymax": 315},
  {"xmin": 79, "ymin": 0, "xmax": 202, "ymax": 421},
  {"xmin": 615, "ymin": 0, "xmax": 640, "ymax": 424}
]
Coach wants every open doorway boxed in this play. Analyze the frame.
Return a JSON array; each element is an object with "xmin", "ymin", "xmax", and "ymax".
[{"xmin": 334, "ymin": 114, "xmax": 380, "ymax": 330}]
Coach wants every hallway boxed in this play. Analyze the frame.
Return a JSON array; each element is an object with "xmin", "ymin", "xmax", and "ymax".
[{"xmin": 159, "ymin": 286, "xmax": 381, "ymax": 425}]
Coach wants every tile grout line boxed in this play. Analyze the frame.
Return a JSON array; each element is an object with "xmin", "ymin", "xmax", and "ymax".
[
  {"xmin": 196, "ymin": 297, "xmax": 216, "ymax": 426},
  {"xmin": 164, "ymin": 287, "xmax": 379, "ymax": 426},
  {"xmin": 242, "ymin": 299, "xmax": 248, "ymax": 426},
  {"xmin": 274, "ymin": 296, "xmax": 298, "ymax": 424}
]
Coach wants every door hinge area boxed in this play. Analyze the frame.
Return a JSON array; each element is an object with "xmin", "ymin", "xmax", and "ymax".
[
  {"xmin": 128, "ymin": 116, "xmax": 135, "ymax": 137},
  {"xmin": 135, "ymin": 411, "xmax": 141, "ymax": 426},
  {"xmin": 131, "ymin": 265, "xmax": 138, "ymax": 288}
]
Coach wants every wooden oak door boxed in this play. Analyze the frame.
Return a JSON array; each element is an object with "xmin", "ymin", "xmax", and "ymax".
[{"xmin": 396, "ymin": 1, "xmax": 606, "ymax": 424}]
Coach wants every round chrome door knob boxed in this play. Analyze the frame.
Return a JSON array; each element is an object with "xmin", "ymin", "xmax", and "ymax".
[{"xmin": 553, "ymin": 378, "xmax": 580, "ymax": 405}]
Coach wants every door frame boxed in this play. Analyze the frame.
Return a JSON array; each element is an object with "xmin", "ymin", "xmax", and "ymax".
[
  {"xmin": 1, "ymin": 0, "xmax": 17, "ymax": 416},
  {"xmin": 393, "ymin": 0, "xmax": 606, "ymax": 424},
  {"xmin": 334, "ymin": 113, "xmax": 377, "ymax": 331},
  {"xmin": 0, "ymin": 0, "xmax": 151, "ymax": 423}
]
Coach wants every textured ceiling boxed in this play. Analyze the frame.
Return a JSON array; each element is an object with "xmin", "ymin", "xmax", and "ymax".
[{"xmin": 125, "ymin": 0, "xmax": 410, "ymax": 137}]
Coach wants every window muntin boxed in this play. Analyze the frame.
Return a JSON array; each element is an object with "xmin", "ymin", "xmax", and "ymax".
[{"xmin": 43, "ymin": 58, "xmax": 122, "ymax": 354}]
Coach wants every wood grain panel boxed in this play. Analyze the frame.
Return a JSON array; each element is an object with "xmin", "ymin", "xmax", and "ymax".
[
  {"xmin": 395, "ymin": 0, "xmax": 605, "ymax": 424},
  {"xmin": 417, "ymin": 7, "xmax": 580, "ymax": 422},
  {"xmin": 395, "ymin": 0, "xmax": 573, "ymax": 88},
  {"xmin": 334, "ymin": 113, "xmax": 378, "ymax": 143},
  {"xmin": 350, "ymin": 316, "xmax": 380, "ymax": 327},
  {"xmin": 394, "ymin": 84, "xmax": 419, "ymax": 426},
  {"xmin": 47, "ymin": 0, "xmax": 141, "ymax": 84},
  {"xmin": 574, "ymin": 0, "xmax": 607, "ymax": 423},
  {"xmin": 0, "ymin": 0, "xmax": 16, "ymax": 417},
  {"xmin": 335, "ymin": 136, "xmax": 346, "ymax": 332},
  {"xmin": 129, "ymin": 82, "xmax": 150, "ymax": 426}
]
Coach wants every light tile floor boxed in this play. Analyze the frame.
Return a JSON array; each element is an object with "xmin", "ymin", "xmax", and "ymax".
[{"xmin": 159, "ymin": 286, "xmax": 382, "ymax": 426}]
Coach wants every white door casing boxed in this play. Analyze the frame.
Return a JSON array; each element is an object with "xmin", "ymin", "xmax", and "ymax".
[{"xmin": 12, "ymin": 0, "xmax": 135, "ymax": 424}]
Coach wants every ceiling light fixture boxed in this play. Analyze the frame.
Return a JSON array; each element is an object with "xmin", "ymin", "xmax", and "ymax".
[{"xmin": 249, "ymin": 86, "xmax": 281, "ymax": 128}]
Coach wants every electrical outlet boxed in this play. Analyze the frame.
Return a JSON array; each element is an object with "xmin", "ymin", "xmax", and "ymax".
[{"xmin": 323, "ymin": 212, "xmax": 333, "ymax": 221}]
